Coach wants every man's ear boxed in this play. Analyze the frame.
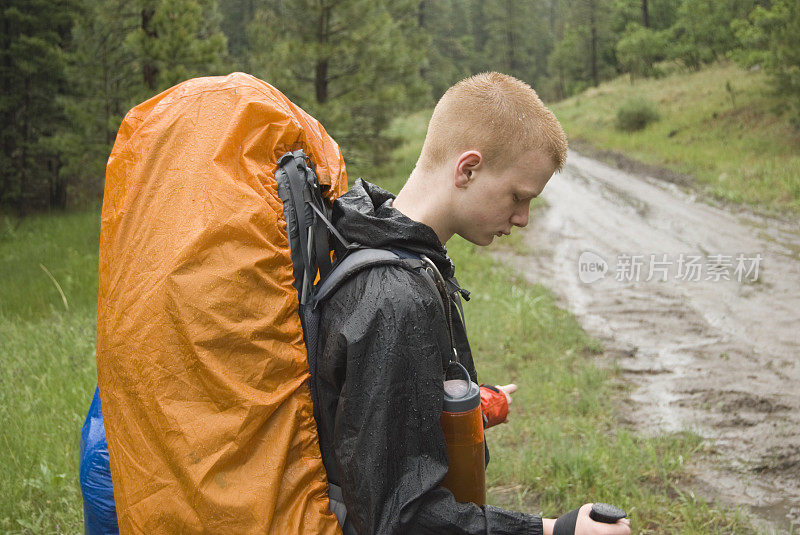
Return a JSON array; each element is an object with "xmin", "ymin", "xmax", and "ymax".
[{"xmin": 454, "ymin": 151, "xmax": 483, "ymax": 189}]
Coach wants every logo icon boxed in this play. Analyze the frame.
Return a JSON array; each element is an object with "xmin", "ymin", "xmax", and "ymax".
[{"xmin": 578, "ymin": 251, "xmax": 608, "ymax": 284}]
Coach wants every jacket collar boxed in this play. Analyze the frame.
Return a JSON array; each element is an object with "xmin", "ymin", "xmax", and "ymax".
[{"xmin": 332, "ymin": 179, "xmax": 455, "ymax": 278}]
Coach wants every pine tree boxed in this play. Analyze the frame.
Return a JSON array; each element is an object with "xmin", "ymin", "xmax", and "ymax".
[
  {"xmin": 127, "ymin": 0, "xmax": 228, "ymax": 96},
  {"xmin": 418, "ymin": 0, "xmax": 476, "ymax": 99},
  {"xmin": 646, "ymin": 0, "xmax": 681, "ymax": 30},
  {"xmin": 0, "ymin": 0, "xmax": 76, "ymax": 210},
  {"xmin": 670, "ymin": 0, "xmax": 758, "ymax": 69},
  {"xmin": 616, "ymin": 23, "xmax": 668, "ymax": 79},
  {"xmin": 247, "ymin": 0, "xmax": 428, "ymax": 171},
  {"xmin": 219, "ymin": 0, "xmax": 257, "ymax": 69},
  {"xmin": 476, "ymin": 0, "xmax": 554, "ymax": 89},
  {"xmin": 57, "ymin": 0, "xmax": 141, "ymax": 204},
  {"xmin": 54, "ymin": 0, "xmax": 229, "ymax": 207},
  {"xmin": 733, "ymin": 0, "xmax": 800, "ymax": 126},
  {"xmin": 545, "ymin": 0, "xmax": 619, "ymax": 97}
]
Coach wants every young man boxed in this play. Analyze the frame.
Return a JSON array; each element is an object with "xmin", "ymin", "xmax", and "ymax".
[{"xmin": 313, "ymin": 72, "xmax": 631, "ymax": 535}]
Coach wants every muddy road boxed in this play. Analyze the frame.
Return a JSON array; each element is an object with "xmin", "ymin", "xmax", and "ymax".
[{"xmin": 498, "ymin": 150, "xmax": 800, "ymax": 532}]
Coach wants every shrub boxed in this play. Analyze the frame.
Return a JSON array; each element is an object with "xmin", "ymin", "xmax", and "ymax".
[{"xmin": 615, "ymin": 98, "xmax": 660, "ymax": 131}]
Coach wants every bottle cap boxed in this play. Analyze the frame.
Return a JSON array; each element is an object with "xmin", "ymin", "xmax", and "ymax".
[{"xmin": 442, "ymin": 362, "xmax": 480, "ymax": 413}]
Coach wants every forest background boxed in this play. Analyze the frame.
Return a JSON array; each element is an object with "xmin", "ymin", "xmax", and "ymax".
[{"xmin": 2, "ymin": 0, "xmax": 799, "ymax": 213}]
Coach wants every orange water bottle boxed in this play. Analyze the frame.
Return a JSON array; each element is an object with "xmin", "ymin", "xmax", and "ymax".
[{"xmin": 440, "ymin": 362, "xmax": 486, "ymax": 505}]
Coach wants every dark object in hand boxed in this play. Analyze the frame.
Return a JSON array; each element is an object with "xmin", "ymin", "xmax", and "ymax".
[{"xmin": 589, "ymin": 503, "xmax": 627, "ymax": 523}]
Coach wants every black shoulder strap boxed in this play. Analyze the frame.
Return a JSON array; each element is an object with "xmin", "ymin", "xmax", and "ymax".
[
  {"xmin": 312, "ymin": 248, "xmax": 424, "ymax": 306},
  {"xmin": 312, "ymin": 247, "xmax": 460, "ymax": 365},
  {"xmin": 418, "ymin": 254, "xmax": 459, "ymax": 363}
]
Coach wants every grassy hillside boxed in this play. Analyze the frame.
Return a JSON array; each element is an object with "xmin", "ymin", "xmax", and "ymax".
[{"xmin": 550, "ymin": 62, "xmax": 800, "ymax": 216}]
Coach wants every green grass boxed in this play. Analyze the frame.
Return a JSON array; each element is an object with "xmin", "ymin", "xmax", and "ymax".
[
  {"xmin": 1, "ymin": 211, "xmax": 101, "ymax": 320},
  {"xmin": 0, "ymin": 109, "xmax": 765, "ymax": 533},
  {"xmin": 0, "ymin": 211, "xmax": 101, "ymax": 534},
  {"xmin": 372, "ymin": 110, "xmax": 760, "ymax": 533},
  {"xmin": 551, "ymin": 61, "xmax": 800, "ymax": 216}
]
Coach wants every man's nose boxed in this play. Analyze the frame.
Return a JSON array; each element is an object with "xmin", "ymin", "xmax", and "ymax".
[{"xmin": 510, "ymin": 206, "xmax": 529, "ymax": 228}]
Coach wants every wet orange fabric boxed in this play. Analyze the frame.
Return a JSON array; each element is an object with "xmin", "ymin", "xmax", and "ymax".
[
  {"xmin": 96, "ymin": 73, "xmax": 345, "ymax": 534},
  {"xmin": 479, "ymin": 385, "xmax": 509, "ymax": 428}
]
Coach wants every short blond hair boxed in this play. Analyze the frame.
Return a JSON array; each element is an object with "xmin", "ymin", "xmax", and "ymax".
[{"xmin": 417, "ymin": 72, "xmax": 567, "ymax": 173}]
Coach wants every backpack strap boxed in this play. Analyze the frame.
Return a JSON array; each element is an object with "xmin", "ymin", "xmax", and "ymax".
[
  {"xmin": 312, "ymin": 248, "xmax": 424, "ymax": 307},
  {"xmin": 276, "ymin": 150, "xmax": 357, "ymax": 305},
  {"xmin": 311, "ymin": 247, "xmax": 460, "ymax": 366},
  {"xmin": 417, "ymin": 254, "xmax": 460, "ymax": 364}
]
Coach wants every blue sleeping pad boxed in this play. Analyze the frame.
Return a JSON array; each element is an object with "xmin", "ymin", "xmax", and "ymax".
[{"xmin": 79, "ymin": 387, "xmax": 118, "ymax": 535}]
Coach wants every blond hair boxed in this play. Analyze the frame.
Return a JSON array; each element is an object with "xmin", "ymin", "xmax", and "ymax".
[{"xmin": 417, "ymin": 72, "xmax": 567, "ymax": 173}]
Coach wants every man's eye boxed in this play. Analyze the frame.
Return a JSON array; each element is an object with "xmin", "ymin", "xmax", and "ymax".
[{"xmin": 513, "ymin": 194, "xmax": 520, "ymax": 203}]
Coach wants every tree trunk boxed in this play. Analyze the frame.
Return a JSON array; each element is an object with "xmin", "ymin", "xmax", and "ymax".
[
  {"xmin": 472, "ymin": 0, "xmax": 487, "ymax": 54},
  {"xmin": 589, "ymin": 0, "xmax": 598, "ymax": 87},
  {"xmin": 642, "ymin": 0, "xmax": 649, "ymax": 28},
  {"xmin": 505, "ymin": 0, "xmax": 517, "ymax": 72},
  {"xmin": 316, "ymin": 59, "xmax": 329, "ymax": 104},
  {"xmin": 102, "ymin": 36, "xmax": 114, "ymax": 145},
  {"xmin": 314, "ymin": 0, "xmax": 331, "ymax": 104},
  {"xmin": 21, "ymin": 78, "xmax": 30, "ymax": 211},
  {"xmin": 417, "ymin": 0, "xmax": 427, "ymax": 85},
  {"xmin": 1, "ymin": 15, "xmax": 12, "ymax": 182},
  {"xmin": 142, "ymin": 7, "xmax": 158, "ymax": 90},
  {"xmin": 49, "ymin": 156, "xmax": 67, "ymax": 210}
]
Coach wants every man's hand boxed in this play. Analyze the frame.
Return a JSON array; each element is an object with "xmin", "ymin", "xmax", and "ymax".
[
  {"xmin": 496, "ymin": 383, "xmax": 517, "ymax": 405},
  {"xmin": 542, "ymin": 504, "xmax": 631, "ymax": 535},
  {"xmin": 479, "ymin": 383, "xmax": 516, "ymax": 427},
  {"xmin": 575, "ymin": 503, "xmax": 630, "ymax": 534}
]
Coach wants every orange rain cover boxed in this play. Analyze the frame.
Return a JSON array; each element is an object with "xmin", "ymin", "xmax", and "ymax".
[{"xmin": 96, "ymin": 73, "xmax": 346, "ymax": 534}]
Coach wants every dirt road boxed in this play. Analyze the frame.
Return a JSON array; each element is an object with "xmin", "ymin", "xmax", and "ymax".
[{"xmin": 499, "ymin": 150, "xmax": 800, "ymax": 532}]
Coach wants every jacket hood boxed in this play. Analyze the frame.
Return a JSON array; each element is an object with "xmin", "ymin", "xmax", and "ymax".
[{"xmin": 332, "ymin": 179, "xmax": 455, "ymax": 278}]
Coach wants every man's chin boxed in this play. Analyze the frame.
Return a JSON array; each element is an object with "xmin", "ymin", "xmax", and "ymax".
[
  {"xmin": 457, "ymin": 231, "xmax": 495, "ymax": 247},
  {"xmin": 472, "ymin": 235, "xmax": 495, "ymax": 246}
]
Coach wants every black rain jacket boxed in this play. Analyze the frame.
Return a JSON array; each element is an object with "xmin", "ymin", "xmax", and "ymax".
[{"xmin": 314, "ymin": 179, "xmax": 543, "ymax": 534}]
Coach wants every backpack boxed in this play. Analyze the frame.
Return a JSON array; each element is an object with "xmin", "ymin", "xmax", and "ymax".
[
  {"xmin": 81, "ymin": 243, "xmax": 451, "ymax": 535},
  {"xmin": 85, "ymin": 73, "xmax": 348, "ymax": 535},
  {"xmin": 82, "ymin": 73, "xmax": 465, "ymax": 534}
]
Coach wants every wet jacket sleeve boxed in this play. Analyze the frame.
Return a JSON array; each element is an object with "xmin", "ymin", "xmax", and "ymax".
[
  {"xmin": 480, "ymin": 385, "xmax": 510, "ymax": 428},
  {"xmin": 318, "ymin": 265, "xmax": 543, "ymax": 535}
]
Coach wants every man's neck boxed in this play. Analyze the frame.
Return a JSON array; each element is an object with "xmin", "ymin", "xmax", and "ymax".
[{"xmin": 392, "ymin": 169, "xmax": 453, "ymax": 245}]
